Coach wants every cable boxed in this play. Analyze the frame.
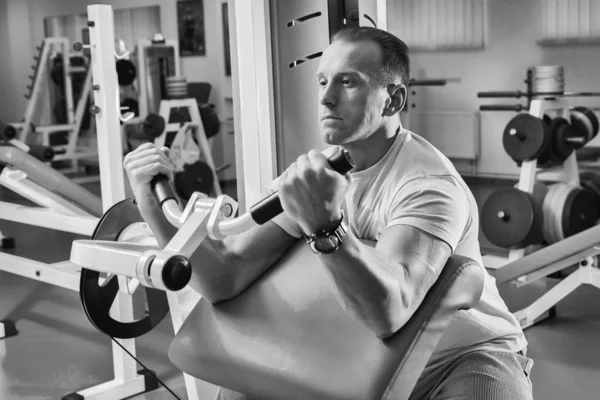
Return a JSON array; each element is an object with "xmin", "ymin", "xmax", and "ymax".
[{"xmin": 110, "ymin": 336, "xmax": 182, "ymax": 400}]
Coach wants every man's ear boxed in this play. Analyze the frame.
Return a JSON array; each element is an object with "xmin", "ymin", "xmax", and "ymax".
[{"xmin": 383, "ymin": 84, "xmax": 407, "ymax": 116}]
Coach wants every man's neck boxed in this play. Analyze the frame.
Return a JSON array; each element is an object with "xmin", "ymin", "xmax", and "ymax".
[{"xmin": 342, "ymin": 122, "xmax": 401, "ymax": 172}]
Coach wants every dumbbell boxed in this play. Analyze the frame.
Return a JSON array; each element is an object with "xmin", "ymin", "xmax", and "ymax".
[
  {"xmin": 569, "ymin": 106, "xmax": 599, "ymax": 149},
  {"xmin": 504, "ymin": 113, "xmax": 588, "ymax": 167}
]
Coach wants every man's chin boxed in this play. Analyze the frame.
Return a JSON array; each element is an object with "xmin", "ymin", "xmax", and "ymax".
[{"xmin": 321, "ymin": 129, "xmax": 344, "ymax": 145}]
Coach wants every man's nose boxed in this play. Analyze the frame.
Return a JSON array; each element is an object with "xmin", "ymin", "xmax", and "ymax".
[{"xmin": 319, "ymin": 83, "xmax": 337, "ymax": 106}]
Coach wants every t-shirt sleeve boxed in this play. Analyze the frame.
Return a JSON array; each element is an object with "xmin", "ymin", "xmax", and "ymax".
[
  {"xmin": 386, "ymin": 176, "xmax": 470, "ymax": 253},
  {"xmin": 261, "ymin": 176, "xmax": 304, "ymax": 238}
]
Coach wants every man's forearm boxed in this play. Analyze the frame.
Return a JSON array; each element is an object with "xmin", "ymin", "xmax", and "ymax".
[{"xmin": 318, "ymin": 233, "xmax": 413, "ymax": 339}]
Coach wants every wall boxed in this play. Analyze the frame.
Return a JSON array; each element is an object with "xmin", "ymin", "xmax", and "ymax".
[
  {"xmin": 0, "ymin": 0, "xmax": 10, "ymax": 120},
  {"xmin": 389, "ymin": 0, "xmax": 600, "ymax": 178}
]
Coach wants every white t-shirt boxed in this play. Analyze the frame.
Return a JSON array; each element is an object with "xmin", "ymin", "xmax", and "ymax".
[{"xmin": 264, "ymin": 128, "xmax": 527, "ymax": 366}]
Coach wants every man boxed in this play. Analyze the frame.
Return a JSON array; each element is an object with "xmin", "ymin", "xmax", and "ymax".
[{"xmin": 124, "ymin": 27, "xmax": 534, "ymax": 400}]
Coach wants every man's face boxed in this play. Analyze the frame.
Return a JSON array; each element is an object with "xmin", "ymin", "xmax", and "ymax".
[{"xmin": 316, "ymin": 39, "xmax": 389, "ymax": 145}]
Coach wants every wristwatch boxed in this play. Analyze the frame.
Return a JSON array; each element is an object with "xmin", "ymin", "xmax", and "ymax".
[{"xmin": 305, "ymin": 216, "xmax": 348, "ymax": 255}]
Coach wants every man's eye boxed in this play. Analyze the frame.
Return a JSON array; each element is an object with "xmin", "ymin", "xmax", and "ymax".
[
  {"xmin": 319, "ymin": 80, "xmax": 327, "ymax": 86},
  {"xmin": 342, "ymin": 79, "xmax": 353, "ymax": 85}
]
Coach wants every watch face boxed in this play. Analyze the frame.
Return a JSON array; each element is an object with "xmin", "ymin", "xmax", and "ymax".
[{"xmin": 315, "ymin": 235, "xmax": 340, "ymax": 252}]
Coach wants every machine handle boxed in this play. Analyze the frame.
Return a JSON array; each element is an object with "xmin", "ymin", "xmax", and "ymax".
[
  {"xmin": 477, "ymin": 91, "xmax": 524, "ymax": 98},
  {"xmin": 249, "ymin": 149, "xmax": 355, "ymax": 225},
  {"xmin": 151, "ymin": 175, "xmax": 178, "ymax": 207},
  {"xmin": 479, "ymin": 104, "xmax": 527, "ymax": 112}
]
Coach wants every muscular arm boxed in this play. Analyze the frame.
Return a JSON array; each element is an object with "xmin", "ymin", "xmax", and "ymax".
[
  {"xmin": 317, "ymin": 225, "xmax": 451, "ymax": 339},
  {"xmin": 316, "ymin": 176, "xmax": 469, "ymax": 339},
  {"xmin": 140, "ymin": 202, "xmax": 298, "ymax": 303}
]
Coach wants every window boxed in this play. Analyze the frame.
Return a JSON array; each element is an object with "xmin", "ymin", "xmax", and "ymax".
[
  {"xmin": 388, "ymin": 0, "xmax": 486, "ymax": 51},
  {"xmin": 540, "ymin": 0, "xmax": 600, "ymax": 45}
]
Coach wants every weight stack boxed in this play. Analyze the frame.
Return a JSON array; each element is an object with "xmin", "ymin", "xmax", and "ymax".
[{"xmin": 167, "ymin": 76, "xmax": 188, "ymax": 99}]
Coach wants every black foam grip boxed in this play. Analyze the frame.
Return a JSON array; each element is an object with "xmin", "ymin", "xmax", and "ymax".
[
  {"xmin": 477, "ymin": 91, "xmax": 523, "ymax": 98},
  {"xmin": 28, "ymin": 145, "xmax": 54, "ymax": 162},
  {"xmin": 249, "ymin": 150, "xmax": 355, "ymax": 225},
  {"xmin": 479, "ymin": 104, "xmax": 525, "ymax": 112},
  {"xmin": 0, "ymin": 123, "xmax": 17, "ymax": 140},
  {"xmin": 151, "ymin": 175, "xmax": 177, "ymax": 207}
]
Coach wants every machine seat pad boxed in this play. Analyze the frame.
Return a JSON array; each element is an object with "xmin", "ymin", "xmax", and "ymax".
[{"xmin": 169, "ymin": 240, "xmax": 484, "ymax": 400}]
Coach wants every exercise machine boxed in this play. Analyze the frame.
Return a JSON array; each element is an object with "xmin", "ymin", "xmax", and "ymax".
[
  {"xmin": 478, "ymin": 65, "xmax": 600, "ymax": 328},
  {"xmin": 69, "ymin": 149, "xmax": 484, "ymax": 400}
]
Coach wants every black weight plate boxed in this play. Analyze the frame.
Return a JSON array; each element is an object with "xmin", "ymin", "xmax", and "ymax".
[
  {"xmin": 579, "ymin": 171, "xmax": 600, "ymax": 215},
  {"xmin": 562, "ymin": 187, "xmax": 598, "ymax": 238},
  {"xmin": 569, "ymin": 110, "xmax": 591, "ymax": 149},
  {"xmin": 143, "ymin": 113, "xmax": 166, "ymax": 139},
  {"xmin": 481, "ymin": 187, "xmax": 537, "ymax": 249},
  {"xmin": 553, "ymin": 118, "xmax": 576, "ymax": 161},
  {"xmin": 199, "ymin": 104, "xmax": 221, "ymax": 139},
  {"xmin": 116, "ymin": 59, "xmax": 137, "ymax": 86},
  {"xmin": 574, "ymin": 106, "xmax": 599, "ymax": 139},
  {"xmin": 174, "ymin": 161, "xmax": 214, "ymax": 199},
  {"xmin": 503, "ymin": 114, "xmax": 548, "ymax": 162},
  {"xmin": 79, "ymin": 198, "xmax": 170, "ymax": 339}
]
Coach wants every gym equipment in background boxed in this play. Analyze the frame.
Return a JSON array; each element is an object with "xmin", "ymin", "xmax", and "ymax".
[
  {"xmin": 0, "ymin": 7, "xmax": 161, "ymax": 399},
  {"xmin": 478, "ymin": 67, "xmax": 600, "ymax": 328},
  {"xmin": 154, "ymin": 98, "xmax": 223, "ymax": 200},
  {"xmin": 7, "ymin": 37, "xmax": 97, "ymax": 176}
]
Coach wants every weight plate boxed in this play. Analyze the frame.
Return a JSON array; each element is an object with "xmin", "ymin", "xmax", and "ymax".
[
  {"xmin": 574, "ymin": 107, "xmax": 599, "ymax": 139},
  {"xmin": 143, "ymin": 113, "xmax": 166, "ymax": 139},
  {"xmin": 116, "ymin": 59, "xmax": 137, "ymax": 86},
  {"xmin": 550, "ymin": 117, "xmax": 575, "ymax": 162},
  {"xmin": 542, "ymin": 184, "xmax": 561, "ymax": 244},
  {"xmin": 481, "ymin": 187, "xmax": 538, "ymax": 249},
  {"xmin": 579, "ymin": 171, "xmax": 600, "ymax": 216},
  {"xmin": 563, "ymin": 186, "xmax": 598, "ymax": 238},
  {"xmin": 503, "ymin": 114, "xmax": 548, "ymax": 162},
  {"xmin": 570, "ymin": 109, "xmax": 593, "ymax": 146},
  {"xmin": 174, "ymin": 161, "xmax": 215, "ymax": 200},
  {"xmin": 199, "ymin": 104, "xmax": 221, "ymax": 139},
  {"xmin": 79, "ymin": 198, "xmax": 170, "ymax": 339}
]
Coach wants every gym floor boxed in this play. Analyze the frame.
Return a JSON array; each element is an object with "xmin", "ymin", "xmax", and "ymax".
[{"xmin": 0, "ymin": 181, "xmax": 599, "ymax": 400}]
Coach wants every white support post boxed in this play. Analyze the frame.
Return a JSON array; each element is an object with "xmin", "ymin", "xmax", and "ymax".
[
  {"xmin": 86, "ymin": 4, "xmax": 144, "ymax": 397},
  {"xmin": 233, "ymin": 0, "xmax": 278, "ymax": 209}
]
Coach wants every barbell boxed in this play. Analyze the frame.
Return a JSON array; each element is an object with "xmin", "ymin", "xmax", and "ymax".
[{"xmin": 503, "ymin": 107, "xmax": 599, "ymax": 165}]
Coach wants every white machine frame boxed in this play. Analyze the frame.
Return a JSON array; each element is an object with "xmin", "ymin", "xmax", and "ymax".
[
  {"xmin": 482, "ymin": 97, "xmax": 600, "ymax": 329},
  {"xmin": 0, "ymin": 5, "xmax": 164, "ymax": 399},
  {"xmin": 10, "ymin": 37, "xmax": 97, "ymax": 173}
]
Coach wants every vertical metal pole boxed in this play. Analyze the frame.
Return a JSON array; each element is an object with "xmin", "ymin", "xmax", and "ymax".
[{"xmin": 87, "ymin": 4, "xmax": 136, "ymax": 382}]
